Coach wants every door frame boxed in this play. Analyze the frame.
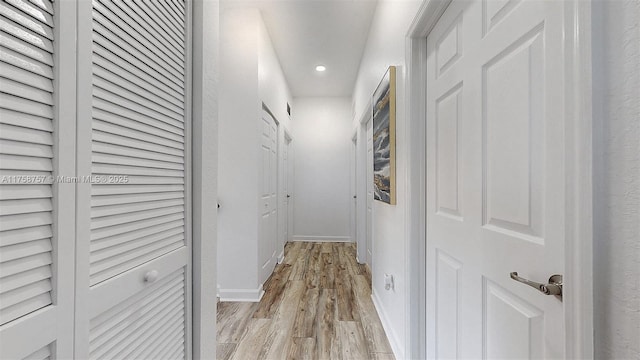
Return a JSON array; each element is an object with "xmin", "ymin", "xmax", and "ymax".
[
  {"xmin": 356, "ymin": 104, "xmax": 374, "ymax": 267},
  {"xmin": 281, "ymin": 129, "xmax": 293, "ymax": 262},
  {"xmin": 404, "ymin": 1, "xmax": 595, "ymax": 358},
  {"xmin": 355, "ymin": 104, "xmax": 371, "ymax": 264},
  {"xmin": 191, "ymin": 0, "xmax": 219, "ymax": 358}
]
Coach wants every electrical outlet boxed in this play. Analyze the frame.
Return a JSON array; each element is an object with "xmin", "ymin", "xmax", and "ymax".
[{"xmin": 384, "ymin": 273, "xmax": 394, "ymax": 290}]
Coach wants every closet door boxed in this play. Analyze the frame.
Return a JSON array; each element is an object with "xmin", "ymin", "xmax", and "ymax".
[
  {"xmin": 0, "ymin": 0, "xmax": 75, "ymax": 358},
  {"xmin": 75, "ymin": 0, "xmax": 191, "ymax": 358}
]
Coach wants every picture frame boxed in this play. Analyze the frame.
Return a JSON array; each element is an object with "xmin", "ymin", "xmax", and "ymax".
[{"xmin": 372, "ymin": 66, "xmax": 396, "ymax": 205}]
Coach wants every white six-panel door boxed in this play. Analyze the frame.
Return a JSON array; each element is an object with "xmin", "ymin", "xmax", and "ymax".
[
  {"xmin": 259, "ymin": 109, "xmax": 278, "ymax": 285},
  {"xmin": 0, "ymin": 0, "xmax": 75, "ymax": 358},
  {"xmin": 283, "ymin": 135, "xmax": 291, "ymax": 250},
  {"xmin": 285, "ymin": 136, "xmax": 294, "ymax": 247},
  {"xmin": 426, "ymin": 0, "xmax": 566, "ymax": 358},
  {"xmin": 75, "ymin": 0, "xmax": 191, "ymax": 358}
]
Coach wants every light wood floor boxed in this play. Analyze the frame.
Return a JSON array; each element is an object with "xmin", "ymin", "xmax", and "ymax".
[{"xmin": 216, "ymin": 242, "xmax": 395, "ymax": 360}]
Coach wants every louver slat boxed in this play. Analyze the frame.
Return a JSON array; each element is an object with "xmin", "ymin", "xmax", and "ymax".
[
  {"xmin": 0, "ymin": 0, "xmax": 54, "ymax": 326},
  {"xmin": 89, "ymin": 268, "xmax": 186, "ymax": 360},
  {"xmin": 21, "ymin": 342, "xmax": 51, "ymax": 360},
  {"xmin": 89, "ymin": 0, "xmax": 187, "ymax": 288},
  {"xmin": 95, "ymin": 0, "xmax": 184, "ymax": 70}
]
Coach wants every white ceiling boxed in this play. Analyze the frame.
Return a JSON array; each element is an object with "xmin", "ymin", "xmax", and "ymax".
[{"xmin": 224, "ymin": 1, "xmax": 378, "ymax": 97}]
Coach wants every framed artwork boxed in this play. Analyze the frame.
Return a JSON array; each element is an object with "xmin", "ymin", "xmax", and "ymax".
[{"xmin": 372, "ymin": 66, "xmax": 396, "ymax": 205}]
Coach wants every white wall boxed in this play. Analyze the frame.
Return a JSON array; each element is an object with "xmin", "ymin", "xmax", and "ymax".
[
  {"xmin": 292, "ymin": 97, "xmax": 353, "ymax": 241},
  {"xmin": 593, "ymin": 1, "xmax": 640, "ymax": 358},
  {"xmin": 218, "ymin": 8, "xmax": 261, "ymax": 294},
  {"xmin": 351, "ymin": 1, "xmax": 422, "ymax": 358},
  {"xmin": 217, "ymin": 6, "xmax": 293, "ymax": 299},
  {"xmin": 258, "ymin": 16, "xmax": 294, "ymax": 257}
]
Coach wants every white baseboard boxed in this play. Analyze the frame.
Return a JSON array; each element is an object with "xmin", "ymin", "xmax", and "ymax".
[
  {"xmin": 218, "ymin": 284, "xmax": 264, "ymax": 302},
  {"xmin": 292, "ymin": 235, "xmax": 351, "ymax": 242},
  {"xmin": 372, "ymin": 289, "xmax": 404, "ymax": 359},
  {"xmin": 277, "ymin": 250, "xmax": 285, "ymax": 264}
]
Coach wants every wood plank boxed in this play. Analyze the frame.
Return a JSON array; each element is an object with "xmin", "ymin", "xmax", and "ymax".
[
  {"xmin": 337, "ymin": 321, "xmax": 369, "ymax": 360},
  {"xmin": 216, "ymin": 343, "xmax": 236, "ymax": 360},
  {"xmin": 289, "ymin": 242, "xmax": 311, "ymax": 280},
  {"xmin": 335, "ymin": 258, "xmax": 360, "ymax": 322},
  {"xmin": 319, "ymin": 252, "xmax": 335, "ymax": 289},
  {"xmin": 353, "ymin": 275, "xmax": 393, "ymax": 354},
  {"xmin": 370, "ymin": 352, "xmax": 396, "ymax": 360},
  {"xmin": 363, "ymin": 263, "xmax": 372, "ymax": 289},
  {"xmin": 291, "ymin": 288, "xmax": 319, "ymax": 338},
  {"xmin": 289, "ymin": 257, "xmax": 306, "ymax": 281},
  {"xmin": 253, "ymin": 263, "xmax": 292, "ymax": 319},
  {"xmin": 216, "ymin": 302, "xmax": 258, "ymax": 343},
  {"xmin": 257, "ymin": 281, "xmax": 305, "ymax": 359},
  {"xmin": 320, "ymin": 242, "xmax": 333, "ymax": 253},
  {"xmin": 303, "ymin": 243, "xmax": 321, "ymax": 289},
  {"xmin": 286, "ymin": 337, "xmax": 315, "ymax": 360},
  {"xmin": 283, "ymin": 241, "xmax": 300, "ymax": 265},
  {"xmin": 315, "ymin": 289, "xmax": 338, "ymax": 360},
  {"xmin": 230, "ymin": 319, "xmax": 271, "ymax": 360},
  {"xmin": 339, "ymin": 243, "xmax": 363, "ymax": 277}
]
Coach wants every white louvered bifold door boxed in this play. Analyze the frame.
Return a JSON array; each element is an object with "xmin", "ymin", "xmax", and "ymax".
[
  {"xmin": 0, "ymin": 0, "xmax": 75, "ymax": 358},
  {"xmin": 75, "ymin": 0, "xmax": 191, "ymax": 358}
]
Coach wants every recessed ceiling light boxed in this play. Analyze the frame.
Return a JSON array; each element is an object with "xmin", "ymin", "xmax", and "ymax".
[{"xmin": 315, "ymin": 65, "xmax": 326, "ymax": 72}]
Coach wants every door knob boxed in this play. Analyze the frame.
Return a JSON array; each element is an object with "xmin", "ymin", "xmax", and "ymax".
[
  {"xmin": 287, "ymin": 194, "xmax": 291, "ymax": 198},
  {"xmin": 144, "ymin": 270, "xmax": 159, "ymax": 283},
  {"xmin": 510, "ymin": 272, "xmax": 563, "ymax": 297}
]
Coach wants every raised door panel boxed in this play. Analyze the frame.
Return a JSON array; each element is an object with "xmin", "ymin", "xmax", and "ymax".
[
  {"xmin": 435, "ymin": 250, "xmax": 462, "ymax": 359},
  {"xmin": 483, "ymin": 279, "xmax": 543, "ymax": 359},
  {"xmin": 435, "ymin": 83, "xmax": 463, "ymax": 220},
  {"xmin": 482, "ymin": 27, "xmax": 544, "ymax": 244}
]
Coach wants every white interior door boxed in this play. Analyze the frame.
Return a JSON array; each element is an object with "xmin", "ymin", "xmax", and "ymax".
[
  {"xmin": 350, "ymin": 137, "xmax": 357, "ymax": 246},
  {"xmin": 366, "ymin": 118, "xmax": 374, "ymax": 266},
  {"xmin": 74, "ymin": 0, "xmax": 192, "ymax": 358},
  {"xmin": 283, "ymin": 135, "xmax": 291, "ymax": 251},
  {"xmin": 286, "ymin": 137, "xmax": 294, "ymax": 245},
  {"xmin": 259, "ymin": 109, "xmax": 278, "ymax": 284},
  {"xmin": 0, "ymin": 0, "xmax": 75, "ymax": 358},
  {"xmin": 426, "ymin": 0, "xmax": 567, "ymax": 358}
]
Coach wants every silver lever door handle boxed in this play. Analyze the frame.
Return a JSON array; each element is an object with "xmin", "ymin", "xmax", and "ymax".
[{"xmin": 510, "ymin": 272, "xmax": 563, "ymax": 297}]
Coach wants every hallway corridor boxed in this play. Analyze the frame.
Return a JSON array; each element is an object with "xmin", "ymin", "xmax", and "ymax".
[{"xmin": 216, "ymin": 242, "xmax": 394, "ymax": 360}]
